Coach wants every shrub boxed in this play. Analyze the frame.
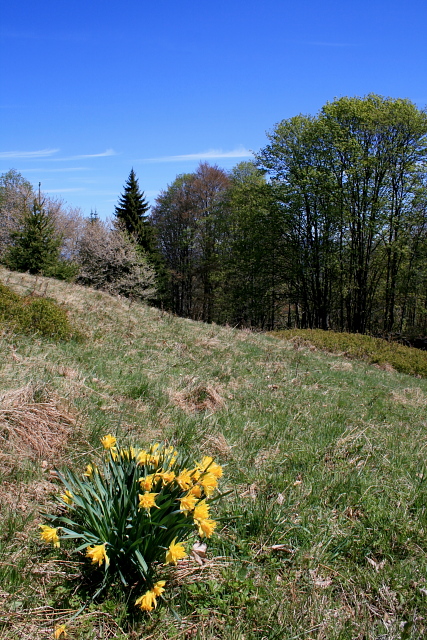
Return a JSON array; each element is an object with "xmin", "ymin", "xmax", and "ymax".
[
  {"xmin": 23, "ymin": 297, "xmax": 75, "ymax": 340},
  {"xmin": 76, "ymin": 219, "xmax": 157, "ymax": 300},
  {"xmin": 39, "ymin": 438, "xmax": 223, "ymax": 613},
  {"xmin": 0, "ymin": 281, "xmax": 77, "ymax": 340}
]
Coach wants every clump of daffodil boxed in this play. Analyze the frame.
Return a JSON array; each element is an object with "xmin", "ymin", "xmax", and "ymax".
[{"xmin": 39, "ymin": 437, "xmax": 224, "ymax": 615}]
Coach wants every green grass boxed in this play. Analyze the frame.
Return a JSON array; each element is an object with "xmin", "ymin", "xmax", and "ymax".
[
  {"xmin": 1, "ymin": 267, "xmax": 427, "ymax": 639},
  {"xmin": 272, "ymin": 328, "xmax": 427, "ymax": 377}
]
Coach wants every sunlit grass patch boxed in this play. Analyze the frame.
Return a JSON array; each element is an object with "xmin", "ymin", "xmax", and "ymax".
[{"xmin": 272, "ymin": 328, "xmax": 427, "ymax": 377}]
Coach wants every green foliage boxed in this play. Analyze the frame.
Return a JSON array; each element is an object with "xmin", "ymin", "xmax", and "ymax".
[
  {"xmin": 48, "ymin": 258, "xmax": 80, "ymax": 282},
  {"xmin": 273, "ymin": 328, "xmax": 427, "ymax": 377},
  {"xmin": 218, "ymin": 177, "xmax": 286, "ymax": 329},
  {"xmin": 4, "ymin": 200, "xmax": 63, "ymax": 276},
  {"xmin": 0, "ymin": 281, "xmax": 76, "ymax": 339},
  {"xmin": 40, "ymin": 438, "xmax": 223, "ymax": 611},
  {"xmin": 114, "ymin": 169, "xmax": 156, "ymax": 254},
  {"xmin": 0, "ymin": 170, "xmax": 34, "ymax": 260},
  {"xmin": 257, "ymin": 95, "xmax": 427, "ymax": 334}
]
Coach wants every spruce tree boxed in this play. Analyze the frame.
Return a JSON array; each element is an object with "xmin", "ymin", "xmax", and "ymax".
[
  {"xmin": 5, "ymin": 200, "xmax": 62, "ymax": 275},
  {"xmin": 114, "ymin": 169, "xmax": 155, "ymax": 253}
]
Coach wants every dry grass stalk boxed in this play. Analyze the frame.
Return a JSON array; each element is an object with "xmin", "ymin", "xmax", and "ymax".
[
  {"xmin": 171, "ymin": 555, "xmax": 231, "ymax": 585},
  {"xmin": 0, "ymin": 384, "xmax": 75, "ymax": 462},
  {"xmin": 329, "ymin": 361, "xmax": 353, "ymax": 371},
  {"xmin": 0, "ymin": 609, "xmax": 126, "ymax": 640},
  {"xmin": 391, "ymin": 387, "xmax": 427, "ymax": 407},
  {"xmin": 200, "ymin": 432, "xmax": 232, "ymax": 458},
  {"xmin": 172, "ymin": 379, "xmax": 226, "ymax": 414}
]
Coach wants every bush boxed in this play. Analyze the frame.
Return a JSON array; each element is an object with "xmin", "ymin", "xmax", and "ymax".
[
  {"xmin": 39, "ymin": 438, "xmax": 223, "ymax": 614},
  {"xmin": 76, "ymin": 219, "xmax": 157, "ymax": 300},
  {"xmin": 0, "ymin": 281, "xmax": 77, "ymax": 340}
]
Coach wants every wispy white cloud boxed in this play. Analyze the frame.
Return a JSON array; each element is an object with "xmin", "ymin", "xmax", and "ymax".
[
  {"xmin": 44, "ymin": 149, "xmax": 117, "ymax": 162},
  {"xmin": 66, "ymin": 149, "xmax": 116, "ymax": 160},
  {"xmin": 139, "ymin": 146, "xmax": 253, "ymax": 163},
  {"xmin": 0, "ymin": 148, "xmax": 59, "ymax": 159}
]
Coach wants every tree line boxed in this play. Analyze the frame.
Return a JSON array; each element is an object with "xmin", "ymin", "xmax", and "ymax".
[
  {"xmin": 1, "ymin": 94, "xmax": 427, "ymax": 336},
  {"xmin": 152, "ymin": 94, "xmax": 427, "ymax": 336}
]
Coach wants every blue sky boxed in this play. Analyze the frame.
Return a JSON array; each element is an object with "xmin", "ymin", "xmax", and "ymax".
[{"xmin": 1, "ymin": 0, "xmax": 426, "ymax": 218}]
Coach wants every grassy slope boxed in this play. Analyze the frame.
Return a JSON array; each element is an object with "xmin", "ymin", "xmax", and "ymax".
[{"xmin": 1, "ymin": 267, "xmax": 427, "ymax": 640}]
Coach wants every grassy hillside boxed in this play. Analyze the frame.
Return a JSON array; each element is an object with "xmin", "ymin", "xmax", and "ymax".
[
  {"xmin": 272, "ymin": 329, "xmax": 427, "ymax": 378},
  {"xmin": 1, "ymin": 267, "xmax": 427, "ymax": 640}
]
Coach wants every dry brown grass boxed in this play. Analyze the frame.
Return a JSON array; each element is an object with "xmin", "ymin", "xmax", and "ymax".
[
  {"xmin": 200, "ymin": 432, "xmax": 232, "ymax": 458},
  {"xmin": 171, "ymin": 378, "xmax": 226, "ymax": 414},
  {"xmin": 0, "ymin": 608, "xmax": 127, "ymax": 640},
  {"xmin": 0, "ymin": 383, "xmax": 75, "ymax": 465},
  {"xmin": 391, "ymin": 387, "xmax": 427, "ymax": 407},
  {"xmin": 0, "ymin": 478, "xmax": 58, "ymax": 513},
  {"xmin": 329, "ymin": 361, "xmax": 353, "ymax": 371}
]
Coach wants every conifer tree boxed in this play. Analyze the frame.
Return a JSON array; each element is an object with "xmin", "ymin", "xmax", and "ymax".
[
  {"xmin": 114, "ymin": 169, "xmax": 154, "ymax": 253},
  {"xmin": 114, "ymin": 170, "xmax": 167, "ymax": 299},
  {"xmin": 5, "ymin": 200, "xmax": 62, "ymax": 275}
]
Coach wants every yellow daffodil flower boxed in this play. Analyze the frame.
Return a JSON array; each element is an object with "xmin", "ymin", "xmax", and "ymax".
[
  {"xmin": 135, "ymin": 589, "xmax": 156, "ymax": 611},
  {"xmin": 135, "ymin": 578, "xmax": 166, "ymax": 611},
  {"xmin": 159, "ymin": 469, "xmax": 175, "ymax": 485},
  {"xmin": 101, "ymin": 434, "xmax": 116, "ymax": 449},
  {"xmin": 84, "ymin": 463, "xmax": 94, "ymax": 477},
  {"xmin": 164, "ymin": 445, "xmax": 178, "ymax": 464},
  {"xmin": 53, "ymin": 624, "xmax": 67, "ymax": 639},
  {"xmin": 138, "ymin": 492, "xmax": 159, "ymax": 510},
  {"xmin": 119, "ymin": 446, "xmax": 136, "ymax": 460},
  {"xmin": 199, "ymin": 456, "xmax": 223, "ymax": 478},
  {"xmin": 175, "ymin": 469, "xmax": 193, "ymax": 491},
  {"xmin": 61, "ymin": 490, "xmax": 73, "ymax": 505},
  {"xmin": 139, "ymin": 474, "xmax": 154, "ymax": 491},
  {"xmin": 165, "ymin": 538, "xmax": 187, "ymax": 565},
  {"xmin": 189, "ymin": 484, "xmax": 202, "ymax": 498},
  {"xmin": 152, "ymin": 580, "xmax": 166, "ymax": 596},
  {"xmin": 40, "ymin": 524, "xmax": 60, "ymax": 548},
  {"xmin": 190, "ymin": 468, "xmax": 201, "ymax": 483},
  {"xmin": 200, "ymin": 472, "xmax": 218, "ymax": 497},
  {"xmin": 136, "ymin": 450, "xmax": 149, "ymax": 465},
  {"xmin": 148, "ymin": 443, "xmax": 161, "ymax": 466},
  {"xmin": 197, "ymin": 518, "xmax": 217, "ymax": 538},
  {"xmin": 86, "ymin": 542, "xmax": 109, "ymax": 567},
  {"xmin": 178, "ymin": 493, "xmax": 198, "ymax": 515},
  {"xmin": 193, "ymin": 500, "xmax": 210, "ymax": 522}
]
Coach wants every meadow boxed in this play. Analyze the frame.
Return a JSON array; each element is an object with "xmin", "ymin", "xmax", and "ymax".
[{"xmin": 1, "ymin": 266, "xmax": 427, "ymax": 639}]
